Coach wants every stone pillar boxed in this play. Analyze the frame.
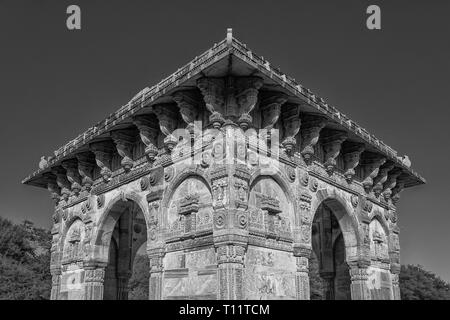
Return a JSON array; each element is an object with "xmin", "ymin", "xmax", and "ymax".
[
  {"xmin": 320, "ymin": 271, "xmax": 336, "ymax": 300},
  {"xmin": 50, "ymin": 268, "xmax": 61, "ymax": 300},
  {"xmin": 348, "ymin": 263, "xmax": 371, "ymax": 300},
  {"xmin": 293, "ymin": 245, "xmax": 311, "ymax": 300},
  {"xmin": 148, "ymin": 248, "xmax": 164, "ymax": 300},
  {"xmin": 391, "ymin": 272, "xmax": 401, "ymax": 300},
  {"xmin": 116, "ymin": 271, "xmax": 131, "ymax": 300},
  {"xmin": 216, "ymin": 244, "xmax": 246, "ymax": 300},
  {"xmin": 84, "ymin": 264, "xmax": 106, "ymax": 300}
]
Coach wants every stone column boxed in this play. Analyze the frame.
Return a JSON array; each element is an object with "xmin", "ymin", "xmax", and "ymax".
[
  {"xmin": 348, "ymin": 262, "xmax": 371, "ymax": 300},
  {"xmin": 212, "ymin": 163, "xmax": 249, "ymax": 300},
  {"xmin": 320, "ymin": 271, "xmax": 336, "ymax": 300},
  {"xmin": 293, "ymin": 245, "xmax": 311, "ymax": 300},
  {"xmin": 84, "ymin": 264, "xmax": 106, "ymax": 300},
  {"xmin": 148, "ymin": 248, "xmax": 164, "ymax": 300},
  {"xmin": 216, "ymin": 244, "xmax": 246, "ymax": 300},
  {"xmin": 50, "ymin": 268, "xmax": 62, "ymax": 300},
  {"xmin": 117, "ymin": 271, "xmax": 131, "ymax": 300},
  {"xmin": 391, "ymin": 272, "xmax": 401, "ymax": 300}
]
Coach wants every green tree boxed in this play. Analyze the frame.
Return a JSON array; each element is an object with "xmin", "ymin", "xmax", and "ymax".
[
  {"xmin": 400, "ymin": 264, "xmax": 450, "ymax": 300},
  {"xmin": 0, "ymin": 217, "xmax": 51, "ymax": 300}
]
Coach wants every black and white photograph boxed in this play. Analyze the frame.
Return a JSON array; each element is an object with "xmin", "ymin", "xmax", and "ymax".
[{"xmin": 0, "ymin": 0, "xmax": 449, "ymax": 308}]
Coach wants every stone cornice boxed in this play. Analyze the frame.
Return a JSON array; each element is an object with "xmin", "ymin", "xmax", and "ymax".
[{"xmin": 22, "ymin": 33, "xmax": 425, "ymax": 190}]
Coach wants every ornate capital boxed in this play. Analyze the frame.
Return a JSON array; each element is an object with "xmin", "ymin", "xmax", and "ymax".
[
  {"xmin": 216, "ymin": 244, "xmax": 246, "ymax": 265},
  {"xmin": 75, "ymin": 152, "xmax": 95, "ymax": 194},
  {"xmin": 235, "ymin": 77, "xmax": 264, "ymax": 129},
  {"xmin": 342, "ymin": 142, "xmax": 365, "ymax": 183},
  {"xmin": 197, "ymin": 77, "xmax": 225, "ymax": 128},
  {"xmin": 61, "ymin": 159, "xmax": 82, "ymax": 196},
  {"xmin": 300, "ymin": 115, "xmax": 327, "ymax": 164},
  {"xmin": 111, "ymin": 130, "xmax": 135, "ymax": 172},
  {"xmin": 89, "ymin": 141, "xmax": 115, "ymax": 182},
  {"xmin": 133, "ymin": 115, "xmax": 159, "ymax": 163},
  {"xmin": 321, "ymin": 130, "xmax": 347, "ymax": 174},
  {"xmin": 360, "ymin": 153, "xmax": 386, "ymax": 193},
  {"xmin": 281, "ymin": 104, "xmax": 301, "ymax": 154},
  {"xmin": 373, "ymin": 162, "xmax": 395, "ymax": 198}
]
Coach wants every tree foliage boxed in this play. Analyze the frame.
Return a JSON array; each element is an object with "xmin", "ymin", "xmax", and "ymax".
[
  {"xmin": 0, "ymin": 216, "xmax": 51, "ymax": 300},
  {"xmin": 400, "ymin": 264, "xmax": 450, "ymax": 300}
]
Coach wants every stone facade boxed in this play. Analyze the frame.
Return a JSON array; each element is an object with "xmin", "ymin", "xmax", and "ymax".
[{"xmin": 23, "ymin": 30, "xmax": 424, "ymax": 300}]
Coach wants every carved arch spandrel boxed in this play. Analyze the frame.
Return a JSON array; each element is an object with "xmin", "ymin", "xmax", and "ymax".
[{"xmin": 162, "ymin": 171, "xmax": 213, "ymax": 233}]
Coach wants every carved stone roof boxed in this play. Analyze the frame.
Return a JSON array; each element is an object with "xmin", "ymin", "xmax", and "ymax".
[{"xmin": 22, "ymin": 30, "xmax": 425, "ymax": 188}]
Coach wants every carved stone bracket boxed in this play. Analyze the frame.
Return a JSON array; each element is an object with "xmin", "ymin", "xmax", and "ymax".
[
  {"xmin": 235, "ymin": 77, "xmax": 263, "ymax": 130},
  {"xmin": 300, "ymin": 115, "xmax": 327, "ymax": 165},
  {"xmin": 90, "ymin": 141, "xmax": 114, "ymax": 182},
  {"xmin": 382, "ymin": 168, "xmax": 402, "ymax": 202},
  {"xmin": 52, "ymin": 166, "xmax": 71, "ymax": 203},
  {"xmin": 197, "ymin": 77, "xmax": 225, "ymax": 129},
  {"xmin": 44, "ymin": 173, "xmax": 61, "ymax": 205},
  {"xmin": 391, "ymin": 177, "xmax": 405, "ymax": 205},
  {"xmin": 111, "ymin": 130, "xmax": 135, "ymax": 172},
  {"xmin": 281, "ymin": 103, "xmax": 301, "ymax": 154},
  {"xmin": 61, "ymin": 159, "xmax": 82, "ymax": 196},
  {"xmin": 360, "ymin": 153, "xmax": 386, "ymax": 193},
  {"xmin": 133, "ymin": 115, "xmax": 160, "ymax": 164},
  {"xmin": 75, "ymin": 152, "xmax": 95, "ymax": 194},
  {"xmin": 372, "ymin": 162, "xmax": 395, "ymax": 198},
  {"xmin": 172, "ymin": 90, "xmax": 199, "ymax": 135},
  {"xmin": 342, "ymin": 142, "xmax": 365, "ymax": 183},
  {"xmin": 152, "ymin": 104, "xmax": 179, "ymax": 152},
  {"xmin": 321, "ymin": 130, "xmax": 347, "ymax": 174},
  {"xmin": 259, "ymin": 93, "xmax": 288, "ymax": 148}
]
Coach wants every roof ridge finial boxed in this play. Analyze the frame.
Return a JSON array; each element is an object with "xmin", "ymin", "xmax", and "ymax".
[{"xmin": 226, "ymin": 28, "xmax": 232, "ymax": 46}]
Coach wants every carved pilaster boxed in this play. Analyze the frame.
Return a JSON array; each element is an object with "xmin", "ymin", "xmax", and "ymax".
[
  {"xmin": 197, "ymin": 77, "xmax": 226, "ymax": 129},
  {"xmin": 373, "ymin": 162, "xmax": 395, "ymax": 198},
  {"xmin": 83, "ymin": 263, "xmax": 106, "ymax": 300},
  {"xmin": 281, "ymin": 103, "xmax": 301, "ymax": 154},
  {"xmin": 148, "ymin": 247, "xmax": 165, "ymax": 300},
  {"xmin": 133, "ymin": 115, "xmax": 159, "ymax": 164},
  {"xmin": 348, "ymin": 265, "xmax": 371, "ymax": 300},
  {"xmin": 216, "ymin": 244, "xmax": 246, "ymax": 300},
  {"xmin": 75, "ymin": 153, "xmax": 95, "ymax": 195},
  {"xmin": 152, "ymin": 104, "xmax": 179, "ymax": 152},
  {"xmin": 300, "ymin": 115, "xmax": 327, "ymax": 165},
  {"xmin": 321, "ymin": 130, "xmax": 347, "ymax": 174},
  {"xmin": 90, "ymin": 141, "xmax": 114, "ymax": 182},
  {"xmin": 52, "ymin": 166, "xmax": 71, "ymax": 203},
  {"xmin": 111, "ymin": 130, "xmax": 135, "ymax": 172},
  {"xmin": 360, "ymin": 153, "xmax": 386, "ymax": 193},
  {"xmin": 50, "ymin": 269, "xmax": 61, "ymax": 300},
  {"xmin": 293, "ymin": 245, "xmax": 311, "ymax": 300},
  {"xmin": 342, "ymin": 142, "xmax": 365, "ymax": 183},
  {"xmin": 235, "ymin": 77, "xmax": 264, "ymax": 129}
]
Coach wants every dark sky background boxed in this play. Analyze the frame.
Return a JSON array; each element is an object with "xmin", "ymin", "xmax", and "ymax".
[{"xmin": 1, "ymin": 0, "xmax": 449, "ymax": 280}]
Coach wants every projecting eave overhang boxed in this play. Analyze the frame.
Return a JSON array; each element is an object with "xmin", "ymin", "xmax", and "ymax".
[{"xmin": 22, "ymin": 36, "xmax": 425, "ymax": 189}]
